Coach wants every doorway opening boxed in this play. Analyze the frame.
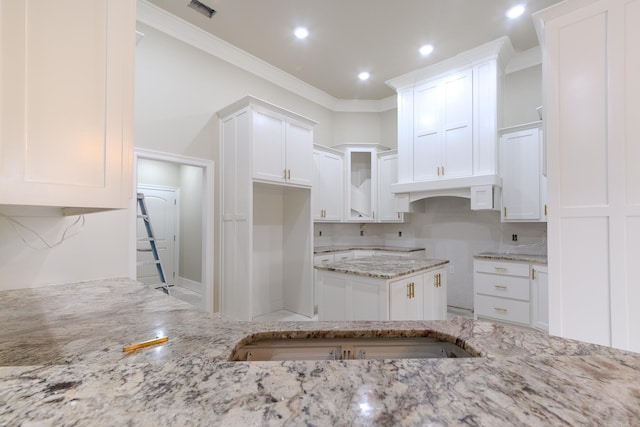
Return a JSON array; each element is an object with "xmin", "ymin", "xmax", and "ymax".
[{"xmin": 132, "ymin": 148, "xmax": 214, "ymax": 313}]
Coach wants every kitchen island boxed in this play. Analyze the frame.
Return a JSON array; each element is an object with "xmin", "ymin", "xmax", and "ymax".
[
  {"xmin": 315, "ymin": 256, "xmax": 449, "ymax": 321},
  {"xmin": 1, "ymin": 279, "xmax": 639, "ymax": 426}
]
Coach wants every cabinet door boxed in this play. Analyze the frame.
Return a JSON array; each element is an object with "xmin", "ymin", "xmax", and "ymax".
[
  {"xmin": 378, "ymin": 153, "xmax": 403, "ymax": 222},
  {"xmin": 313, "ymin": 149, "xmax": 343, "ymax": 221},
  {"xmin": 423, "ymin": 269, "xmax": 447, "ymax": 320},
  {"xmin": 441, "ymin": 71, "xmax": 473, "ymax": 178},
  {"xmin": 312, "ymin": 151, "xmax": 323, "ymax": 220},
  {"xmin": 389, "ymin": 275, "xmax": 423, "ymax": 320},
  {"xmin": 0, "ymin": 0, "xmax": 134, "ymax": 209},
  {"xmin": 413, "ymin": 81, "xmax": 442, "ymax": 181},
  {"xmin": 501, "ymin": 128, "xmax": 542, "ymax": 221},
  {"xmin": 285, "ymin": 121, "xmax": 313, "ymax": 186},
  {"xmin": 252, "ymin": 109, "xmax": 286, "ymax": 183},
  {"xmin": 346, "ymin": 149, "xmax": 376, "ymax": 221},
  {"xmin": 532, "ymin": 265, "xmax": 549, "ymax": 332}
]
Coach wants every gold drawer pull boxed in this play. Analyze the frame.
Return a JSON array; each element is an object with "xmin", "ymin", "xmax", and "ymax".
[
  {"xmin": 494, "ymin": 307, "xmax": 507, "ymax": 313},
  {"xmin": 494, "ymin": 267, "xmax": 507, "ymax": 272},
  {"xmin": 494, "ymin": 285, "xmax": 507, "ymax": 289}
]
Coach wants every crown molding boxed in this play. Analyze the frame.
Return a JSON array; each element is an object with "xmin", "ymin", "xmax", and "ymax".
[
  {"xmin": 136, "ymin": 0, "xmax": 395, "ymax": 113},
  {"xmin": 386, "ymin": 36, "xmax": 514, "ymax": 91},
  {"xmin": 505, "ymin": 47, "xmax": 542, "ymax": 74}
]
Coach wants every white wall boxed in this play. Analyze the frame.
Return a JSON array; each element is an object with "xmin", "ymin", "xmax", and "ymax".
[
  {"xmin": 179, "ymin": 165, "xmax": 203, "ymax": 283},
  {"xmin": 0, "ymin": 206, "xmax": 130, "ymax": 291}
]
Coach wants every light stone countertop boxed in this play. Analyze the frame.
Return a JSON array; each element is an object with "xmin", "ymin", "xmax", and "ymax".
[
  {"xmin": 474, "ymin": 251, "xmax": 548, "ymax": 265},
  {"xmin": 1, "ymin": 278, "xmax": 639, "ymax": 426},
  {"xmin": 314, "ymin": 245, "xmax": 425, "ymax": 254},
  {"xmin": 314, "ymin": 255, "xmax": 449, "ymax": 279}
]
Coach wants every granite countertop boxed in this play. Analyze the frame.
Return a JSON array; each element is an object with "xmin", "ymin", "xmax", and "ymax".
[
  {"xmin": 474, "ymin": 251, "xmax": 548, "ymax": 265},
  {"xmin": 314, "ymin": 255, "xmax": 449, "ymax": 279},
  {"xmin": 1, "ymin": 279, "xmax": 639, "ymax": 425},
  {"xmin": 314, "ymin": 245, "xmax": 425, "ymax": 254}
]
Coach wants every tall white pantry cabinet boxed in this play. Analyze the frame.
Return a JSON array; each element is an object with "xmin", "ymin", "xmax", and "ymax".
[
  {"xmin": 535, "ymin": 0, "xmax": 640, "ymax": 351},
  {"xmin": 0, "ymin": 0, "xmax": 135, "ymax": 210},
  {"xmin": 217, "ymin": 96, "xmax": 315, "ymax": 321}
]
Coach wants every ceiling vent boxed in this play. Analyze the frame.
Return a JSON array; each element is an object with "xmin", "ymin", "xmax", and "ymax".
[{"xmin": 188, "ymin": 0, "xmax": 216, "ymax": 18}]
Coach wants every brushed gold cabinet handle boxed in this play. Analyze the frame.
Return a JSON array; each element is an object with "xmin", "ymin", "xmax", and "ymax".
[
  {"xmin": 494, "ymin": 307, "xmax": 507, "ymax": 313},
  {"xmin": 441, "ymin": 166, "xmax": 445, "ymax": 176},
  {"xmin": 283, "ymin": 169, "xmax": 287, "ymax": 180},
  {"xmin": 437, "ymin": 166, "xmax": 441, "ymax": 176},
  {"xmin": 544, "ymin": 204, "xmax": 548, "ymax": 216},
  {"xmin": 494, "ymin": 267, "xmax": 507, "ymax": 272},
  {"xmin": 287, "ymin": 169, "xmax": 291, "ymax": 180},
  {"xmin": 531, "ymin": 268, "xmax": 536, "ymax": 280},
  {"xmin": 494, "ymin": 285, "xmax": 507, "ymax": 289},
  {"xmin": 406, "ymin": 283, "xmax": 411, "ymax": 298},
  {"xmin": 504, "ymin": 207, "xmax": 507, "ymax": 217},
  {"xmin": 411, "ymin": 282, "xmax": 415, "ymax": 298}
]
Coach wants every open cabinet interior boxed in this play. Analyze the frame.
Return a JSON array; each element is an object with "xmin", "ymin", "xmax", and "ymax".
[{"xmin": 252, "ymin": 182, "xmax": 313, "ymax": 319}]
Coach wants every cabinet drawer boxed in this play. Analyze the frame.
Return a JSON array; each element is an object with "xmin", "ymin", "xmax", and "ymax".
[
  {"xmin": 475, "ymin": 294, "xmax": 530, "ymax": 325},
  {"xmin": 474, "ymin": 260, "xmax": 530, "ymax": 277},
  {"xmin": 314, "ymin": 254, "xmax": 334, "ymax": 266},
  {"xmin": 334, "ymin": 252, "xmax": 354, "ymax": 262},
  {"xmin": 475, "ymin": 273, "xmax": 530, "ymax": 301}
]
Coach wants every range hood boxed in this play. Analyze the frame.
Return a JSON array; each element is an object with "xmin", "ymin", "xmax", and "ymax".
[{"xmin": 392, "ymin": 175, "xmax": 501, "ymax": 211}]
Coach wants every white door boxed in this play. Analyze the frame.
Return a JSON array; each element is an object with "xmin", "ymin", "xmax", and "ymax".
[{"xmin": 136, "ymin": 186, "xmax": 178, "ymax": 286}]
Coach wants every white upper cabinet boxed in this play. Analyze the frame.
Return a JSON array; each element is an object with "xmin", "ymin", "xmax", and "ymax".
[
  {"xmin": 500, "ymin": 125, "xmax": 547, "ymax": 222},
  {"xmin": 0, "ymin": 0, "xmax": 135, "ymax": 210},
  {"xmin": 345, "ymin": 146, "xmax": 377, "ymax": 222},
  {"xmin": 414, "ymin": 70, "xmax": 473, "ymax": 181},
  {"xmin": 388, "ymin": 37, "xmax": 513, "ymax": 199},
  {"xmin": 313, "ymin": 145, "xmax": 343, "ymax": 221},
  {"xmin": 251, "ymin": 106, "xmax": 314, "ymax": 187},
  {"xmin": 377, "ymin": 150, "xmax": 403, "ymax": 222}
]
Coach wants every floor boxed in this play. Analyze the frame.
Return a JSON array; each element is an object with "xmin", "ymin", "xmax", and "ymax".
[{"xmin": 166, "ymin": 285, "xmax": 205, "ymax": 311}]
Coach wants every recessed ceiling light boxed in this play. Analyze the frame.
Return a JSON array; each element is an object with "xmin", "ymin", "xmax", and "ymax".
[
  {"xmin": 506, "ymin": 4, "xmax": 526, "ymax": 19},
  {"xmin": 358, "ymin": 72, "xmax": 370, "ymax": 81},
  {"xmin": 419, "ymin": 44, "xmax": 434, "ymax": 56},
  {"xmin": 294, "ymin": 27, "xmax": 309, "ymax": 39}
]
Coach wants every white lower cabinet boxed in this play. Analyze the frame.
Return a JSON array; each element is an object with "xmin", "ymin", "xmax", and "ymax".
[
  {"xmin": 532, "ymin": 265, "xmax": 549, "ymax": 332},
  {"xmin": 474, "ymin": 259, "xmax": 548, "ymax": 330},
  {"xmin": 389, "ymin": 275, "xmax": 423, "ymax": 320},
  {"xmin": 318, "ymin": 266, "xmax": 447, "ymax": 321}
]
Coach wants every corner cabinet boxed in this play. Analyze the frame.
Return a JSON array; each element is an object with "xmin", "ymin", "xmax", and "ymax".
[
  {"xmin": 217, "ymin": 96, "xmax": 316, "ymax": 321},
  {"xmin": 312, "ymin": 145, "xmax": 343, "ymax": 221},
  {"xmin": 0, "ymin": 0, "xmax": 135, "ymax": 210},
  {"xmin": 500, "ymin": 124, "xmax": 547, "ymax": 222}
]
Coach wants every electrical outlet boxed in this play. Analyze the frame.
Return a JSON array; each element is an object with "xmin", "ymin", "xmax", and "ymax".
[
  {"xmin": 512, "ymin": 234, "xmax": 518, "ymax": 242},
  {"xmin": 319, "ymin": 230, "xmax": 322, "ymax": 237},
  {"xmin": 448, "ymin": 264, "xmax": 455, "ymax": 274},
  {"xmin": 360, "ymin": 230, "xmax": 364, "ymax": 236},
  {"xmin": 398, "ymin": 231, "xmax": 402, "ymax": 237}
]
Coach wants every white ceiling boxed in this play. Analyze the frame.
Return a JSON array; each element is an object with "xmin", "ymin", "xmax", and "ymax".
[{"xmin": 146, "ymin": 0, "xmax": 562, "ymax": 101}]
